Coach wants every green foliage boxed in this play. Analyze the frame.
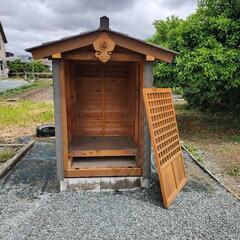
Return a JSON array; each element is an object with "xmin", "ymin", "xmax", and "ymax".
[
  {"xmin": 7, "ymin": 59, "xmax": 25, "ymax": 73},
  {"xmin": 25, "ymin": 60, "xmax": 50, "ymax": 73},
  {"xmin": 149, "ymin": 0, "xmax": 240, "ymax": 111},
  {"xmin": 184, "ymin": 143, "xmax": 203, "ymax": 162},
  {"xmin": 228, "ymin": 165, "xmax": 240, "ymax": 176},
  {"xmin": 7, "ymin": 59, "xmax": 50, "ymax": 73},
  {"xmin": 0, "ymin": 148, "xmax": 15, "ymax": 162}
]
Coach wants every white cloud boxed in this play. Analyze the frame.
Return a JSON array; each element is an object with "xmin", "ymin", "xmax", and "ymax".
[{"xmin": 0, "ymin": 0, "xmax": 197, "ymax": 55}]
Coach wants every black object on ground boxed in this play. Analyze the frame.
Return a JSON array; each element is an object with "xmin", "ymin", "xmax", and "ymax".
[{"xmin": 36, "ymin": 124, "xmax": 55, "ymax": 137}]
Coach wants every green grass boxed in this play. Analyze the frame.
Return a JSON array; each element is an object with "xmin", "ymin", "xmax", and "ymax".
[
  {"xmin": 175, "ymin": 102, "xmax": 240, "ymax": 142},
  {"xmin": 183, "ymin": 143, "xmax": 203, "ymax": 162},
  {"xmin": 0, "ymin": 79, "xmax": 52, "ymax": 100},
  {"xmin": 228, "ymin": 165, "xmax": 240, "ymax": 176},
  {"xmin": 0, "ymin": 149, "xmax": 15, "ymax": 162},
  {"xmin": 224, "ymin": 135, "xmax": 240, "ymax": 143},
  {"xmin": 0, "ymin": 100, "xmax": 54, "ymax": 127}
]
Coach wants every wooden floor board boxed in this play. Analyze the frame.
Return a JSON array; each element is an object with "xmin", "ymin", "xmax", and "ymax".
[
  {"xmin": 72, "ymin": 156, "xmax": 136, "ymax": 168},
  {"xmin": 69, "ymin": 136, "xmax": 138, "ymax": 157}
]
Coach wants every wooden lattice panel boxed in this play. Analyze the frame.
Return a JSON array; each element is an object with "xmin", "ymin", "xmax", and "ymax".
[{"xmin": 143, "ymin": 88, "xmax": 187, "ymax": 208}]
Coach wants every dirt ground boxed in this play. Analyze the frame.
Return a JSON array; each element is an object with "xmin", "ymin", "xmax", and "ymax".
[
  {"xmin": 0, "ymin": 86, "xmax": 54, "ymax": 143},
  {"xmin": 7, "ymin": 85, "xmax": 53, "ymax": 101},
  {"xmin": 184, "ymin": 139, "xmax": 240, "ymax": 197},
  {"xmin": 176, "ymin": 101, "xmax": 240, "ymax": 197}
]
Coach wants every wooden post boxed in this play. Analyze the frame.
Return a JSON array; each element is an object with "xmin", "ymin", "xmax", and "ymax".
[
  {"xmin": 142, "ymin": 62, "xmax": 153, "ymax": 187},
  {"xmin": 52, "ymin": 59, "xmax": 64, "ymax": 180}
]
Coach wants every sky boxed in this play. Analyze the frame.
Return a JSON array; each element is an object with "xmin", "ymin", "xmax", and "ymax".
[{"xmin": 0, "ymin": 0, "xmax": 198, "ymax": 55}]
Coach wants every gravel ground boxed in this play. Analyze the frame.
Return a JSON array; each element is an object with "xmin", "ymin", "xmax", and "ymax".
[{"xmin": 0, "ymin": 142, "xmax": 239, "ymax": 240}]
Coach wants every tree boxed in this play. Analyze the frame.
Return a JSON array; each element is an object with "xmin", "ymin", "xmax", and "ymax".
[
  {"xmin": 7, "ymin": 59, "xmax": 25, "ymax": 73},
  {"xmin": 149, "ymin": 0, "xmax": 240, "ymax": 111},
  {"xmin": 25, "ymin": 60, "xmax": 49, "ymax": 73}
]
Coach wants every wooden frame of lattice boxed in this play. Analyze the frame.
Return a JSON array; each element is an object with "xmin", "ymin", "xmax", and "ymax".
[{"xmin": 143, "ymin": 88, "xmax": 187, "ymax": 208}]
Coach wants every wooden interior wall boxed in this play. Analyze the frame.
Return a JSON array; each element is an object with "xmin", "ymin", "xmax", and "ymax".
[
  {"xmin": 61, "ymin": 59, "xmax": 148, "ymax": 177},
  {"xmin": 65, "ymin": 61, "xmax": 76, "ymax": 143},
  {"xmin": 69, "ymin": 62, "xmax": 137, "ymax": 138}
]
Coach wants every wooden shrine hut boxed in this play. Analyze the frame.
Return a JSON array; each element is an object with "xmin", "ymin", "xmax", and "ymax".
[{"xmin": 26, "ymin": 16, "xmax": 187, "ymax": 208}]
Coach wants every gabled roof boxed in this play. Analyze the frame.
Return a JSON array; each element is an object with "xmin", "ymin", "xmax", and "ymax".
[
  {"xmin": 26, "ymin": 17, "xmax": 178, "ymax": 63},
  {"xmin": 0, "ymin": 22, "xmax": 7, "ymax": 43}
]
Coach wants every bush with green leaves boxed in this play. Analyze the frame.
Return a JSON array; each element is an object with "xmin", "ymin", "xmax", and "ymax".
[
  {"xmin": 149, "ymin": 0, "xmax": 240, "ymax": 111},
  {"xmin": 7, "ymin": 59, "xmax": 50, "ymax": 74}
]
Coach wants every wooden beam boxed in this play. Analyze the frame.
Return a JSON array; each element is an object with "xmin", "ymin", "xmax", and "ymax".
[
  {"xmin": 142, "ymin": 62, "xmax": 153, "ymax": 185},
  {"xmin": 52, "ymin": 59, "xmax": 64, "ymax": 180},
  {"xmin": 59, "ymin": 60, "xmax": 69, "ymax": 172},
  {"xmin": 146, "ymin": 55, "xmax": 155, "ymax": 61},
  {"xmin": 28, "ymin": 31, "xmax": 176, "ymax": 62},
  {"xmin": 69, "ymin": 149, "xmax": 138, "ymax": 157},
  {"xmin": 109, "ymin": 32, "xmax": 175, "ymax": 63},
  {"xmin": 65, "ymin": 167, "xmax": 143, "ymax": 177},
  {"xmin": 52, "ymin": 53, "xmax": 61, "ymax": 59},
  {"xmin": 63, "ymin": 51, "xmax": 144, "ymax": 62},
  {"xmin": 31, "ymin": 32, "xmax": 99, "ymax": 59}
]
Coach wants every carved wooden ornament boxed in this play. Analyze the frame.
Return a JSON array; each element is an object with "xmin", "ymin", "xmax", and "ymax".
[{"xmin": 93, "ymin": 33, "xmax": 115, "ymax": 62}]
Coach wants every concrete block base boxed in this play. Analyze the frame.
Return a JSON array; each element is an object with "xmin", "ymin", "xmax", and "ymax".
[{"xmin": 60, "ymin": 177, "xmax": 145, "ymax": 192}]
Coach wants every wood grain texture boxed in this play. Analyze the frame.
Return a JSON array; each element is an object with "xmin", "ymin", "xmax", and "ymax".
[
  {"xmin": 28, "ymin": 31, "xmax": 176, "ymax": 63},
  {"xmin": 73, "ymin": 62, "xmax": 135, "ymax": 137},
  {"xmin": 63, "ymin": 51, "xmax": 144, "ymax": 62},
  {"xmin": 69, "ymin": 136, "xmax": 138, "ymax": 157},
  {"xmin": 143, "ymin": 88, "xmax": 187, "ymax": 208},
  {"xmin": 60, "ymin": 60, "xmax": 70, "ymax": 171},
  {"xmin": 72, "ymin": 156, "xmax": 136, "ymax": 168},
  {"xmin": 93, "ymin": 33, "xmax": 115, "ymax": 62},
  {"xmin": 65, "ymin": 167, "xmax": 142, "ymax": 177}
]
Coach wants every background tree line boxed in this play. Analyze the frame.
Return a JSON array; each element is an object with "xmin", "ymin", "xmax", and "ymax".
[
  {"xmin": 7, "ymin": 59, "xmax": 50, "ymax": 74},
  {"xmin": 148, "ymin": 0, "xmax": 240, "ymax": 111}
]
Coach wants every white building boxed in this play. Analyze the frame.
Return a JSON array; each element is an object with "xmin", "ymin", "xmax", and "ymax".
[{"xmin": 0, "ymin": 22, "xmax": 8, "ymax": 78}]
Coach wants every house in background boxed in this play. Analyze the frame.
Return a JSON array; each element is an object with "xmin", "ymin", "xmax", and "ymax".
[
  {"xmin": 40, "ymin": 58, "xmax": 52, "ymax": 71},
  {"xmin": 6, "ymin": 54, "xmax": 32, "ymax": 63},
  {"xmin": 6, "ymin": 51, "xmax": 14, "ymax": 57},
  {"xmin": 0, "ymin": 22, "xmax": 8, "ymax": 78}
]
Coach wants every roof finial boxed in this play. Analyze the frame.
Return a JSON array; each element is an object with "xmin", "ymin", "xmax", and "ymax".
[{"xmin": 99, "ymin": 16, "xmax": 109, "ymax": 30}]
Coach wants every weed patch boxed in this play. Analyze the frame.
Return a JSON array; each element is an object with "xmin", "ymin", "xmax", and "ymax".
[
  {"xmin": 0, "ymin": 148, "xmax": 15, "ymax": 162},
  {"xmin": 183, "ymin": 143, "xmax": 203, "ymax": 162},
  {"xmin": 0, "ymin": 100, "xmax": 54, "ymax": 127},
  {"xmin": 228, "ymin": 165, "xmax": 240, "ymax": 176}
]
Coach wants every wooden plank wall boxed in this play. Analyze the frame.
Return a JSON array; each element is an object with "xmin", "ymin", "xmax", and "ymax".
[
  {"xmin": 72, "ymin": 62, "xmax": 136, "ymax": 138},
  {"xmin": 61, "ymin": 60, "xmax": 147, "ymax": 177},
  {"xmin": 104, "ymin": 64, "xmax": 134, "ymax": 136},
  {"xmin": 65, "ymin": 61, "xmax": 77, "ymax": 142}
]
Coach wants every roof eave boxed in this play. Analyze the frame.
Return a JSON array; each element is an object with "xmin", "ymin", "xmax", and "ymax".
[
  {"xmin": 0, "ymin": 22, "xmax": 7, "ymax": 43},
  {"xmin": 26, "ymin": 29, "xmax": 178, "ymax": 63}
]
